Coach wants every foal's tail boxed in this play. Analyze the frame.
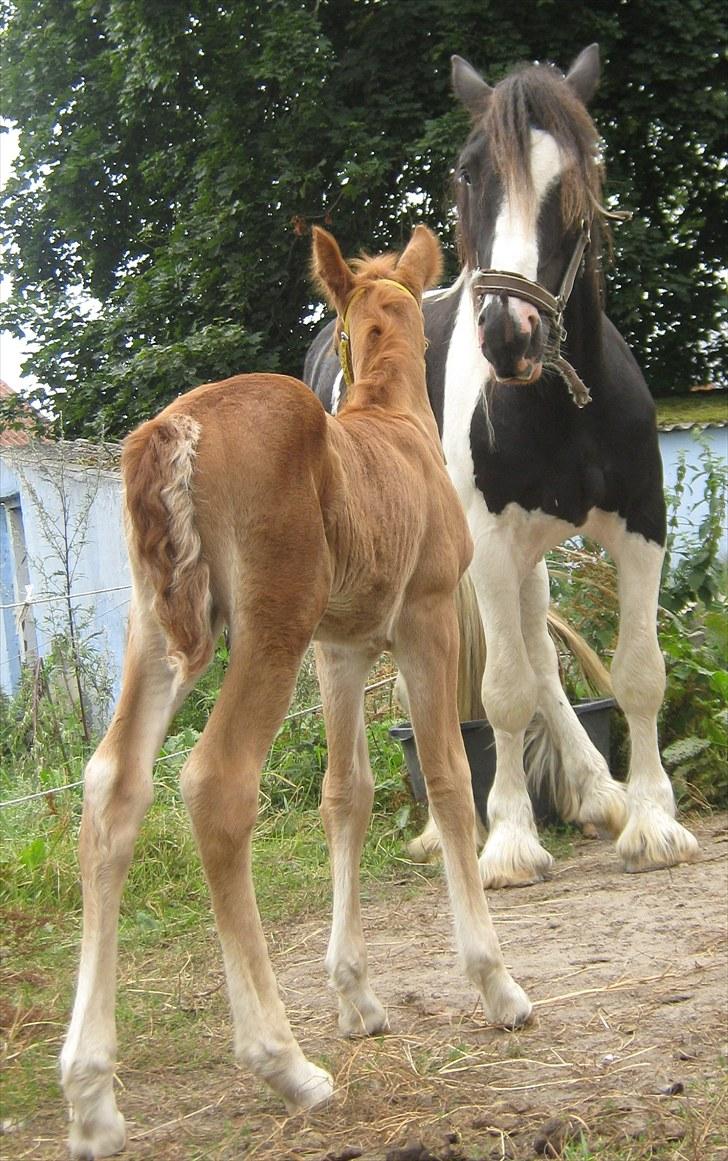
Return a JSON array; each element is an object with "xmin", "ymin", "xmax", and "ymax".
[{"xmin": 122, "ymin": 413, "xmax": 214, "ymax": 681}]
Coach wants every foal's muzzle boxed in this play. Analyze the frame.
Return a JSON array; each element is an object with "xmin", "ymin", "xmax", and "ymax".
[{"xmin": 477, "ymin": 293, "xmax": 546, "ymax": 385}]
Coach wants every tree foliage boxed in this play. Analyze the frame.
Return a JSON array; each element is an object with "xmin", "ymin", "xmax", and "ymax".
[{"xmin": 1, "ymin": 0, "xmax": 725, "ymax": 437}]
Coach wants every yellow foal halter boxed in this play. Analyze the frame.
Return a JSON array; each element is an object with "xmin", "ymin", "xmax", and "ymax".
[{"xmin": 337, "ymin": 278, "xmax": 420, "ymax": 388}]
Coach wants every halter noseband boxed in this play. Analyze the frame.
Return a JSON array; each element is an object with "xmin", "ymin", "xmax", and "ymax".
[
  {"xmin": 337, "ymin": 277, "xmax": 420, "ymax": 388},
  {"xmin": 472, "ymin": 206, "xmax": 632, "ymax": 408}
]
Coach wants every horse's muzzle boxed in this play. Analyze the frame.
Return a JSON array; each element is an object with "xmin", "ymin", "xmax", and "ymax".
[{"xmin": 478, "ymin": 294, "xmax": 546, "ymax": 385}]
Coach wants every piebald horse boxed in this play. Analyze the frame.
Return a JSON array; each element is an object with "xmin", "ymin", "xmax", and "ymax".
[
  {"xmin": 305, "ymin": 46, "xmax": 699, "ymax": 887},
  {"xmin": 60, "ymin": 226, "xmax": 531, "ymax": 1160}
]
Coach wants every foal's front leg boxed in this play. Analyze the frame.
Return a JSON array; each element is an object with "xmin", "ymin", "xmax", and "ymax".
[
  {"xmin": 604, "ymin": 531, "xmax": 699, "ymax": 871},
  {"xmin": 396, "ymin": 602, "xmax": 532, "ymax": 1028},
  {"xmin": 315, "ymin": 643, "xmax": 389, "ymax": 1036}
]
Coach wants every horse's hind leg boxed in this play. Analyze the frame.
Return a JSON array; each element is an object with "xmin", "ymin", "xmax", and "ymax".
[
  {"xmin": 395, "ymin": 601, "xmax": 532, "ymax": 1028},
  {"xmin": 61, "ymin": 603, "xmax": 199, "ymax": 1160},
  {"xmin": 605, "ymin": 532, "xmax": 699, "ymax": 871},
  {"xmin": 180, "ymin": 619, "xmax": 333, "ymax": 1112},
  {"xmin": 520, "ymin": 560, "xmax": 627, "ymax": 835},
  {"xmin": 315, "ymin": 643, "xmax": 389, "ymax": 1036}
]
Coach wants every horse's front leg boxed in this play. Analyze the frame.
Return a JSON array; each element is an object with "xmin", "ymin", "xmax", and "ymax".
[
  {"xmin": 395, "ymin": 600, "xmax": 532, "ymax": 1028},
  {"xmin": 520, "ymin": 560, "xmax": 627, "ymax": 836},
  {"xmin": 469, "ymin": 539, "xmax": 554, "ymax": 888},
  {"xmin": 605, "ymin": 531, "xmax": 699, "ymax": 871},
  {"xmin": 315, "ymin": 642, "xmax": 389, "ymax": 1037}
]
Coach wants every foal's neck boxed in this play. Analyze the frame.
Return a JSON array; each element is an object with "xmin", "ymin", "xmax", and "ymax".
[{"xmin": 343, "ymin": 351, "xmax": 440, "ymax": 444}]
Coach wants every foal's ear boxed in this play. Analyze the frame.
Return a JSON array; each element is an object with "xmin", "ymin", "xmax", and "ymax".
[
  {"xmin": 395, "ymin": 225, "xmax": 443, "ymax": 295},
  {"xmin": 311, "ymin": 227, "xmax": 356, "ymax": 315},
  {"xmin": 451, "ymin": 55, "xmax": 493, "ymax": 117},
  {"xmin": 566, "ymin": 43, "xmax": 600, "ymax": 105}
]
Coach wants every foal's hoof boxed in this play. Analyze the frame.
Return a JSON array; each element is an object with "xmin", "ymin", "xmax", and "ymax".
[
  {"xmin": 284, "ymin": 1063, "xmax": 335, "ymax": 1114},
  {"xmin": 617, "ymin": 808, "xmax": 699, "ymax": 873},
  {"xmin": 68, "ymin": 1110, "xmax": 126, "ymax": 1160},
  {"xmin": 338, "ymin": 994, "xmax": 390, "ymax": 1038},
  {"xmin": 406, "ymin": 818, "xmax": 442, "ymax": 863},
  {"xmin": 484, "ymin": 972, "xmax": 533, "ymax": 1030},
  {"xmin": 578, "ymin": 778, "xmax": 628, "ymax": 839}
]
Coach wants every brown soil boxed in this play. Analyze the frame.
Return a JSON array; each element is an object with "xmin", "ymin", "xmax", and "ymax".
[{"xmin": 3, "ymin": 815, "xmax": 727, "ymax": 1160}]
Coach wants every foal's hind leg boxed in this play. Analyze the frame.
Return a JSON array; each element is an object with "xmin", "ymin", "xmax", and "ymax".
[
  {"xmin": 315, "ymin": 643, "xmax": 389, "ymax": 1036},
  {"xmin": 395, "ymin": 601, "xmax": 532, "ymax": 1028},
  {"xmin": 180, "ymin": 624, "xmax": 333, "ymax": 1113},
  {"xmin": 604, "ymin": 531, "xmax": 699, "ymax": 871},
  {"xmin": 520, "ymin": 561, "xmax": 627, "ymax": 836},
  {"xmin": 61, "ymin": 605, "xmax": 198, "ymax": 1160}
]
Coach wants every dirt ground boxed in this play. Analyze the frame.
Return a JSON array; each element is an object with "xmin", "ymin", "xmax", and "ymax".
[{"xmin": 4, "ymin": 814, "xmax": 727, "ymax": 1160}]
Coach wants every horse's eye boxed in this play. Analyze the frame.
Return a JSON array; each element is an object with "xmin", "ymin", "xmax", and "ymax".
[{"xmin": 458, "ymin": 168, "xmax": 471, "ymax": 186}]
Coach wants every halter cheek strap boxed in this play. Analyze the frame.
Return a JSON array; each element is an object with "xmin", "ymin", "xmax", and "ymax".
[{"xmin": 337, "ymin": 278, "xmax": 420, "ymax": 388}]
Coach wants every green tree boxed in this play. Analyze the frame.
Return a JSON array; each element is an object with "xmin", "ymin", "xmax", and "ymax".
[{"xmin": 1, "ymin": 0, "xmax": 725, "ymax": 439}]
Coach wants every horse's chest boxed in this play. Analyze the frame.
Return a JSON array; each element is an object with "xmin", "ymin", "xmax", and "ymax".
[{"xmin": 469, "ymin": 404, "xmax": 605, "ymax": 526}]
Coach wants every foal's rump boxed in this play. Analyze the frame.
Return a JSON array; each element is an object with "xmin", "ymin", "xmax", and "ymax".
[{"xmin": 122, "ymin": 373, "xmax": 333, "ymax": 679}]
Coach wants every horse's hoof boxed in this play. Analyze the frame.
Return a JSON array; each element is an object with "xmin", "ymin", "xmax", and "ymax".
[
  {"xmin": 617, "ymin": 808, "xmax": 699, "ymax": 873},
  {"xmin": 478, "ymin": 824, "xmax": 553, "ymax": 889},
  {"xmin": 68, "ymin": 1110, "xmax": 126, "ymax": 1160}
]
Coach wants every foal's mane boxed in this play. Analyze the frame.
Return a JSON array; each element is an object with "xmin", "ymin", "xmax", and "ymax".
[
  {"xmin": 483, "ymin": 62, "xmax": 604, "ymax": 230},
  {"xmin": 341, "ymin": 253, "xmax": 426, "ymax": 400}
]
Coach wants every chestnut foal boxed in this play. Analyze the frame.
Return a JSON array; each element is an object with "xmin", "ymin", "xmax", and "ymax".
[{"xmin": 61, "ymin": 226, "xmax": 531, "ymax": 1158}]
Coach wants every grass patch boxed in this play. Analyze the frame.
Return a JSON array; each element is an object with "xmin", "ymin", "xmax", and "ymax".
[{"xmin": 655, "ymin": 392, "xmax": 727, "ymax": 428}]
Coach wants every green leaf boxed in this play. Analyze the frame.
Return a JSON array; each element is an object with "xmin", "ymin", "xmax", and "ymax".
[{"xmin": 19, "ymin": 837, "xmax": 47, "ymax": 870}]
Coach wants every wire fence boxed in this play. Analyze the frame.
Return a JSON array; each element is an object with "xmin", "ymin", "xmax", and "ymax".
[
  {"xmin": 0, "ymin": 583, "xmax": 132, "ymax": 614},
  {"xmin": 0, "ymin": 674, "xmax": 398, "ymax": 809}
]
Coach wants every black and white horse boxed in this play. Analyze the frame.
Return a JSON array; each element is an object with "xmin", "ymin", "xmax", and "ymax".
[{"xmin": 305, "ymin": 45, "xmax": 699, "ymax": 888}]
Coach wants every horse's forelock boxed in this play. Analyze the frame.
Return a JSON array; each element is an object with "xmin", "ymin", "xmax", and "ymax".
[{"xmin": 483, "ymin": 64, "xmax": 603, "ymax": 229}]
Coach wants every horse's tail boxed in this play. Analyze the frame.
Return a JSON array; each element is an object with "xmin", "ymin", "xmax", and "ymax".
[
  {"xmin": 545, "ymin": 607, "xmax": 613, "ymax": 695},
  {"xmin": 453, "ymin": 571, "xmax": 488, "ymax": 720},
  {"xmin": 122, "ymin": 413, "xmax": 214, "ymax": 681}
]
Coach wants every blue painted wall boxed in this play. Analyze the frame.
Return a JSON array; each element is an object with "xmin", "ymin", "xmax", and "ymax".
[
  {"xmin": 659, "ymin": 425, "xmax": 727, "ymax": 557},
  {"xmin": 0, "ymin": 444, "xmax": 131, "ymax": 717}
]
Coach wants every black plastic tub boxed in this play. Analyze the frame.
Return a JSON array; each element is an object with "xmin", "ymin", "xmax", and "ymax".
[{"xmin": 389, "ymin": 698, "xmax": 617, "ymax": 825}]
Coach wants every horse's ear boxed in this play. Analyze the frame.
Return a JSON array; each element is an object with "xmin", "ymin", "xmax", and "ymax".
[
  {"xmin": 396, "ymin": 225, "xmax": 443, "ymax": 295},
  {"xmin": 451, "ymin": 55, "xmax": 493, "ymax": 117},
  {"xmin": 566, "ymin": 43, "xmax": 600, "ymax": 105},
  {"xmin": 311, "ymin": 227, "xmax": 355, "ymax": 314}
]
